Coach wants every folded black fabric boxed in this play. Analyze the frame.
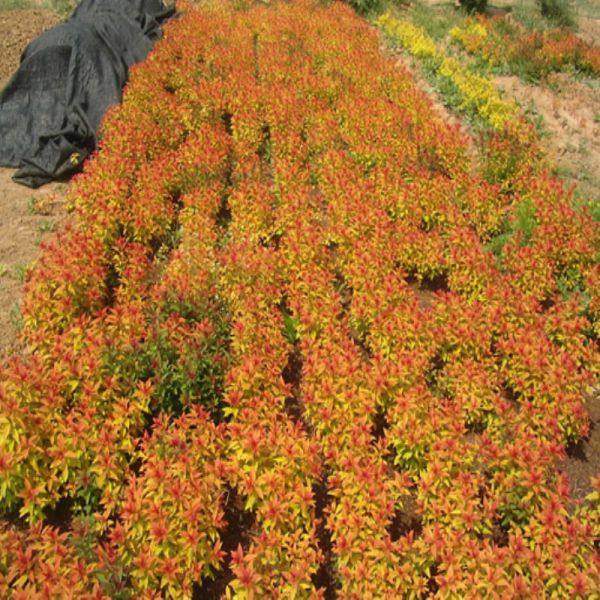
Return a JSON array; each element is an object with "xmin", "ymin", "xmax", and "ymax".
[{"xmin": 0, "ymin": 0, "xmax": 174, "ymax": 188}]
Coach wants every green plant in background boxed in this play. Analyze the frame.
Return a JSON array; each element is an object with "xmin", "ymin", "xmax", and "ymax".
[
  {"xmin": 0, "ymin": 0, "xmax": 33, "ymax": 10},
  {"xmin": 459, "ymin": 0, "xmax": 488, "ymax": 14},
  {"xmin": 52, "ymin": 0, "xmax": 78, "ymax": 17},
  {"xmin": 512, "ymin": 0, "xmax": 552, "ymax": 31},
  {"xmin": 347, "ymin": 0, "xmax": 381, "ymax": 16},
  {"xmin": 536, "ymin": 0, "xmax": 575, "ymax": 27},
  {"xmin": 377, "ymin": 14, "xmax": 519, "ymax": 129},
  {"xmin": 409, "ymin": 0, "xmax": 465, "ymax": 40},
  {"xmin": 588, "ymin": 198, "xmax": 600, "ymax": 222}
]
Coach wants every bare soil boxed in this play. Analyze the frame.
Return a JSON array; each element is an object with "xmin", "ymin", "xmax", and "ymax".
[
  {"xmin": 577, "ymin": 16, "xmax": 600, "ymax": 47},
  {"xmin": 495, "ymin": 73, "xmax": 600, "ymax": 200},
  {"xmin": 0, "ymin": 8, "xmax": 61, "ymax": 86},
  {"xmin": 560, "ymin": 391, "xmax": 600, "ymax": 502}
]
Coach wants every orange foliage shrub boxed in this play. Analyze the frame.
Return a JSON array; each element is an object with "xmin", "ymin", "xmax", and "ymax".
[{"xmin": 0, "ymin": 1, "xmax": 598, "ymax": 597}]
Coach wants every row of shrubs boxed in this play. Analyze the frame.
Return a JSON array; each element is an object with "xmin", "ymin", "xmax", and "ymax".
[
  {"xmin": 0, "ymin": 0, "xmax": 598, "ymax": 597},
  {"xmin": 377, "ymin": 13, "xmax": 521, "ymax": 128}
]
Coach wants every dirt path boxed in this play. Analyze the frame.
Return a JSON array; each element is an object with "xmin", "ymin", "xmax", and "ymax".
[{"xmin": 496, "ymin": 73, "xmax": 600, "ymax": 201}]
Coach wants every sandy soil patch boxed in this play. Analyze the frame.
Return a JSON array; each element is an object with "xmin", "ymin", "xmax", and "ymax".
[
  {"xmin": 560, "ymin": 391, "xmax": 600, "ymax": 502},
  {"xmin": 0, "ymin": 8, "xmax": 61, "ymax": 86},
  {"xmin": 496, "ymin": 73, "xmax": 600, "ymax": 200},
  {"xmin": 576, "ymin": 15, "xmax": 600, "ymax": 47}
]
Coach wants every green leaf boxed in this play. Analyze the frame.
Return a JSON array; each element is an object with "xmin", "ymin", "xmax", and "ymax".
[{"xmin": 282, "ymin": 311, "xmax": 299, "ymax": 344}]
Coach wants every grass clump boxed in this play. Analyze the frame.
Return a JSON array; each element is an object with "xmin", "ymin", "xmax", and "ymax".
[{"xmin": 408, "ymin": 0, "xmax": 465, "ymax": 40}]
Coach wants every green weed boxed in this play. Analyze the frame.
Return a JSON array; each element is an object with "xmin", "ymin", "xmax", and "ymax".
[
  {"xmin": 487, "ymin": 198, "xmax": 538, "ymax": 257},
  {"xmin": 10, "ymin": 302, "xmax": 23, "ymax": 332},
  {"xmin": 536, "ymin": 0, "xmax": 575, "ymax": 28},
  {"xmin": 27, "ymin": 197, "xmax": 38, "ymax": 215},
  {"xmin": 282, "ymin": 310, "xmax": 300, "ymax": 344},
  {"xmin": 38, "ymin": 222, "xmax": 55, "ymax": 234},
  {"xmin": 347, "ymin": 0, "xmax": 382, "ymax": 17},
  {"xmin": 13, "ymin": 263, "xmax": 29, "ymax": 283}
]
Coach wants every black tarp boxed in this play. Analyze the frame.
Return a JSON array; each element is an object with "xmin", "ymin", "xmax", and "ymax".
[{"xmin": 0, "ymin": 0, "xmax": 174, "ymax": 188}]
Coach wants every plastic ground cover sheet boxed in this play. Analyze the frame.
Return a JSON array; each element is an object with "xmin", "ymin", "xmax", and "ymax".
[{"xmin": 0, "ymin": 0, "xmax": 174, "ymax": 188}]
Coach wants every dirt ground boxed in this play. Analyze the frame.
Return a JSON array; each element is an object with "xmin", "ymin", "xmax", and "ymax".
[
  {"xmin": 0, "ymin": 8, "xmax": 61, "ymax": 86},
  {"xmin": 0, "ymin": 7, "xmax": 67, "ymax": 354},
  {"xmin": 496, "ymin": 73, "xmax": 600, "ymax": 201},
  {"xmin": 577, "ymin": 15, "xmax": 600, "ymax": 46},
  {"xmin": 560, "ymin": 391, "xmax": 600, "ymax": 502}
]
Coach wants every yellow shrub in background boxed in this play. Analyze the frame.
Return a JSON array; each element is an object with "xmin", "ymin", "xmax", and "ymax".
[
  {"xmin": 450, "ymin": 19, "xmax": 489, "ymax": 54},
  {"xmin": 439, "ymin": 57, "xmax": 519, "ymax": 129},
  {"xmin": 376, "ymin": 13, "xmax": 438, "ymax": 60},
  {"xmin": 378, "ymin": 12, "xmax": 518, "ymax": 130}
]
